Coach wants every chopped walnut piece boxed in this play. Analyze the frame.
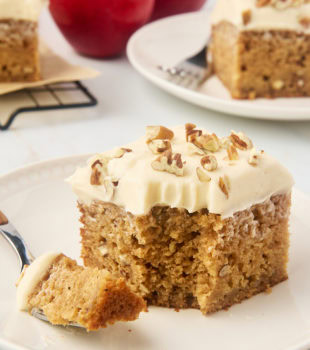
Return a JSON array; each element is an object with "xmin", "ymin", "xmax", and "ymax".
[
  {"xmin": 201, "ymin": 155, "xmax": 218, "ymax": 171},
  {"xmin": 90, "ymin": 160, "xmax": 105, "ymax": 185},
  {"xmin": 89, "ymin": 159, "xmax": 115, "ymax": 200},
  {"xmin": 227, "ymin": 145, "xmax": 239, "ymax": 161},
  {"xmin": 188, "ymin": 130, "xmax": 203, "ymax": 144},
  {"xmin": 151, "ymin": 151, "xmax": 184, "ymax": 176},
  {"xmin": 148, "ymin": 139, "xmax": 171, "ymax": 154},
  {"xmin": 230, "ymin": 131, "xmax": 253, "ymax": 150},
  {"xmin": 299, "ymin": 16, "xmax": 310, "ymax": 28},
  {"xmin": 248, "ymin": 148, "xmax": 260, "ymax": 166},
  {"xmin": 218, "ymin": 175, "xmax": 230, "ymax": 199},
  {"xmin": 257, "ymin": 0, "xmax": 310, "ymax": 9},
  {"xmin": 146, "ymin": 125, "xmax": 174, "ymax": 143},
  {"xmin": 113, "ymin": 148, "xmax": 132, "ymax": 158},
  {"xmin": 256, "ymin": 0, "xmax": 271, "ymax": 7},
  {"xmin": 185, "ymin": 123, "xmax": 202, "ymax": 142},
  {"xmin": 187, "ymin": 142, "xmax": 206, "ymax": 156},
  {"xmin": 242, "ymin": 9, "xmax": 252, "ymax": 25},
  {"xmin": 196, "ymin": 167, "xmax": 211, "ymax": 182},
  {"xmin": 185, "ymin": 123, "xmax": 196, "ymax": 135},
  {"xmin": 89, "ymin": 156, "xmax": 116, "ymax": 195},
  {"xmin": 195, "ymin": 133, "xmax": 221, "ymax": 152}
]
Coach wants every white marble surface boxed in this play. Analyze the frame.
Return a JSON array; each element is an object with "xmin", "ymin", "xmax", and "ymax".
[{"xmin": 0, "ymin": 5, "xmax": 310, "ymax": 197}]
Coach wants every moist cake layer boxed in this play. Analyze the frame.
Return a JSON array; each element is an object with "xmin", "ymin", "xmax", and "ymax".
[
  {"xmin": 211, "ymin": 22, "xmax": 310, "ymax": 99},
  {"xmin": 0, "ymin": 19, "xmax": 40, "ymax": 81},
  {"xmin": 80, "ymin": 193, "xmax": 290, "ymax": 313}
]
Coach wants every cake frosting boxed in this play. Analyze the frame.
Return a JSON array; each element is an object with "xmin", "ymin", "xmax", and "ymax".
[
  {"xmin": 210, "ymin": 0, "xmax": 310, "ymax": 33},
  {"xmin": 16, "ymin": 252, "xmax": 59, "ymax": 311},
  {"xmin": 67, "ymin": 125, "xmax": 294, "ymax": 218},
  {"xmin": 0, "ymin": 0, "xmax": 45, "ymax": 21}
]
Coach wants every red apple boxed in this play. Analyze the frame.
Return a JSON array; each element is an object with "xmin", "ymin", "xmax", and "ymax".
[
  {"xmin": 49, "ymin": 0, "xmax": 155, "ymax": 58},
  {"xmin": 150, "ymin": 0, "xmax": 207, "ymax": 21}
]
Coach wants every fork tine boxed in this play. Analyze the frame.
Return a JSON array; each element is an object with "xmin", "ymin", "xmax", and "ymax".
[{"xmin": 158, "ymin": 60, "xmax": 209, "ymax": 90}]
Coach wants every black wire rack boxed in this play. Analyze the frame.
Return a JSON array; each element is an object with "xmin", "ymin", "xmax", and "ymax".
[{"xmin": 0, "ymin": 80, "xmax": 97, "ymax": 131}]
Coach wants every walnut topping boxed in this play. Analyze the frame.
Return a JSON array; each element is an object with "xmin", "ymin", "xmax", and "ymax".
[
  {"xmin": 89, "ymin": 157, "xmax": 115, "ymax": 199},
  {"xmin": 151, "ymin": 151, "xmax": 185, "ymax": 176},
  {"xmin": 148, "ymin": 139, "xmax": 171, "ymax": 154},
  {"xmin": 218, "ymin": 175, "xmax": 230, "ymax": 199},
  {"xmin": 256, "ymin": 0, "xmax": 310, "ymax": 8},
  {"xmin": 242, "ymin": 9, "xmax": 252, "ymax": 25},
  {"xmin": 185, "ymin": 124, "xmax": 221, "ymax": 153},
  {"xmin": 194, "ymin": 133, "xmax": 221, "ymax": 152},
  {"xmin": 256, "ymin": 0, "xmax": 271, "ymax": 6},
  {"xmin": 229, "ymin": 131, "xmax": 253, "ymax": 150},
  {"xmin": 248, "ymin": 148, "xmax": 260, "ymax": 166},
  {"xmin": 227, "ymin": 145, "xmax": 239, "ymax": 161},
  {"xmin": 90, "ymin": 159, "xmax": 105, "ymax": 185},
  {"xmin": 185, "ymin": 123, "xmax": 196, "ymax": 137},
  {"xmin": 187, "ymin": 142, "xmax": 206, "ymax": 156},
  {"xmin": 196, "ymin": 167, "xmax": 211, "ymax": 182},
  {"xmin": 299, "ymin": 16, "xmax": 310, "ymax": 28},
  {"xmin": 113, "ymin": 148, "xmax": 132, "ymax": 158},
  {"xmin": 201, "ymin": 155, "xmax": 218, "ymax": 171},
  {"xmin": 146, "ymin": 125, "xmax": 174, "ymax": 143},
  {"xmin": 185, "ymin": 123, "xmax": 202, "ymax": 142}
]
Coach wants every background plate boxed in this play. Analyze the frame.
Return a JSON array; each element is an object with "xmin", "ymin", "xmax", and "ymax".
[
  {"xmin": 127, "ymin": 12, "xmax": 310, "ymax": 121},
  {"xmin": 0, "ymin": 156, "xmax": 310, "ymax": 350}
]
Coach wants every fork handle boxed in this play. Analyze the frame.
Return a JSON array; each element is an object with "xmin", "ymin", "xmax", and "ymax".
[{"xmin": 0, "ymin": 219, "xmax": 35, "ymax": 271}]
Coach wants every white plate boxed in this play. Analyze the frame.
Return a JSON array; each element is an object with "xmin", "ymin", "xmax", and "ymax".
[
  {"xmin": 127, "ymin": 12, "xmax": 310, "ymax": 121},
  {"xmin": 1, "ymin": 156, "xmax": 310, "ymax": 350}
]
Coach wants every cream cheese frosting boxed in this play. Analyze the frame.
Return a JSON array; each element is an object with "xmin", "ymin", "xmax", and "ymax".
[
  {"xmin": 67, "ymin": 125, "xmax": 294, "ymax": 218},
  {"xmin": 0, "ymin": 0, "xmax": 45, "ymax": 21},
  {"xmin": 16, "ymin": 252, "xmax": 59, "ymax": 311},
  {"xmin": 210, "ymin": 0, "xmax": 310, "ymax": 33}
]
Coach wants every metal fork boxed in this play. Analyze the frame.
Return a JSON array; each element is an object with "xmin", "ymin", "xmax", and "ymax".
[
  {"xmin": 0, "ymin": 210, "xmax": 82, "ymax": 328},
  {"xmin": 157, "ymin": 44, "xmax": 212, "ymax": 90}
]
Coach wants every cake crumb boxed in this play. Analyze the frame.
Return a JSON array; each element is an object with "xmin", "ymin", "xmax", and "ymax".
[
  {"xmin": 265, "ymin": 287, "xmax": 273, "ymax": 294},
  {"xmin": 242, "ymin": 9, "xmax": 252, "ymax": 25}
]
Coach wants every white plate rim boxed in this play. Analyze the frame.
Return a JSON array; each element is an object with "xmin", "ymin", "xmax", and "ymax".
[{"xmin": 127, "ymin": 12, "xmax": 310, "ymax": 121}]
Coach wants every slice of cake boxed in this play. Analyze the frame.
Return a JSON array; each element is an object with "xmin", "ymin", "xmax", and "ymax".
[
  {"xmin": 0, "ymin": 0, "xmax": 44, "ymax": 82},
  {"xmin": 16, "ymin": 252, "xmax": 146, "ymax": 331},
  {"xmin": 209, "ymin": 0, "xmax": 310, "ymax": 99},
  {"xmin": 68, "ymin": 125, "xmax": 294, "ymax": 314}
]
